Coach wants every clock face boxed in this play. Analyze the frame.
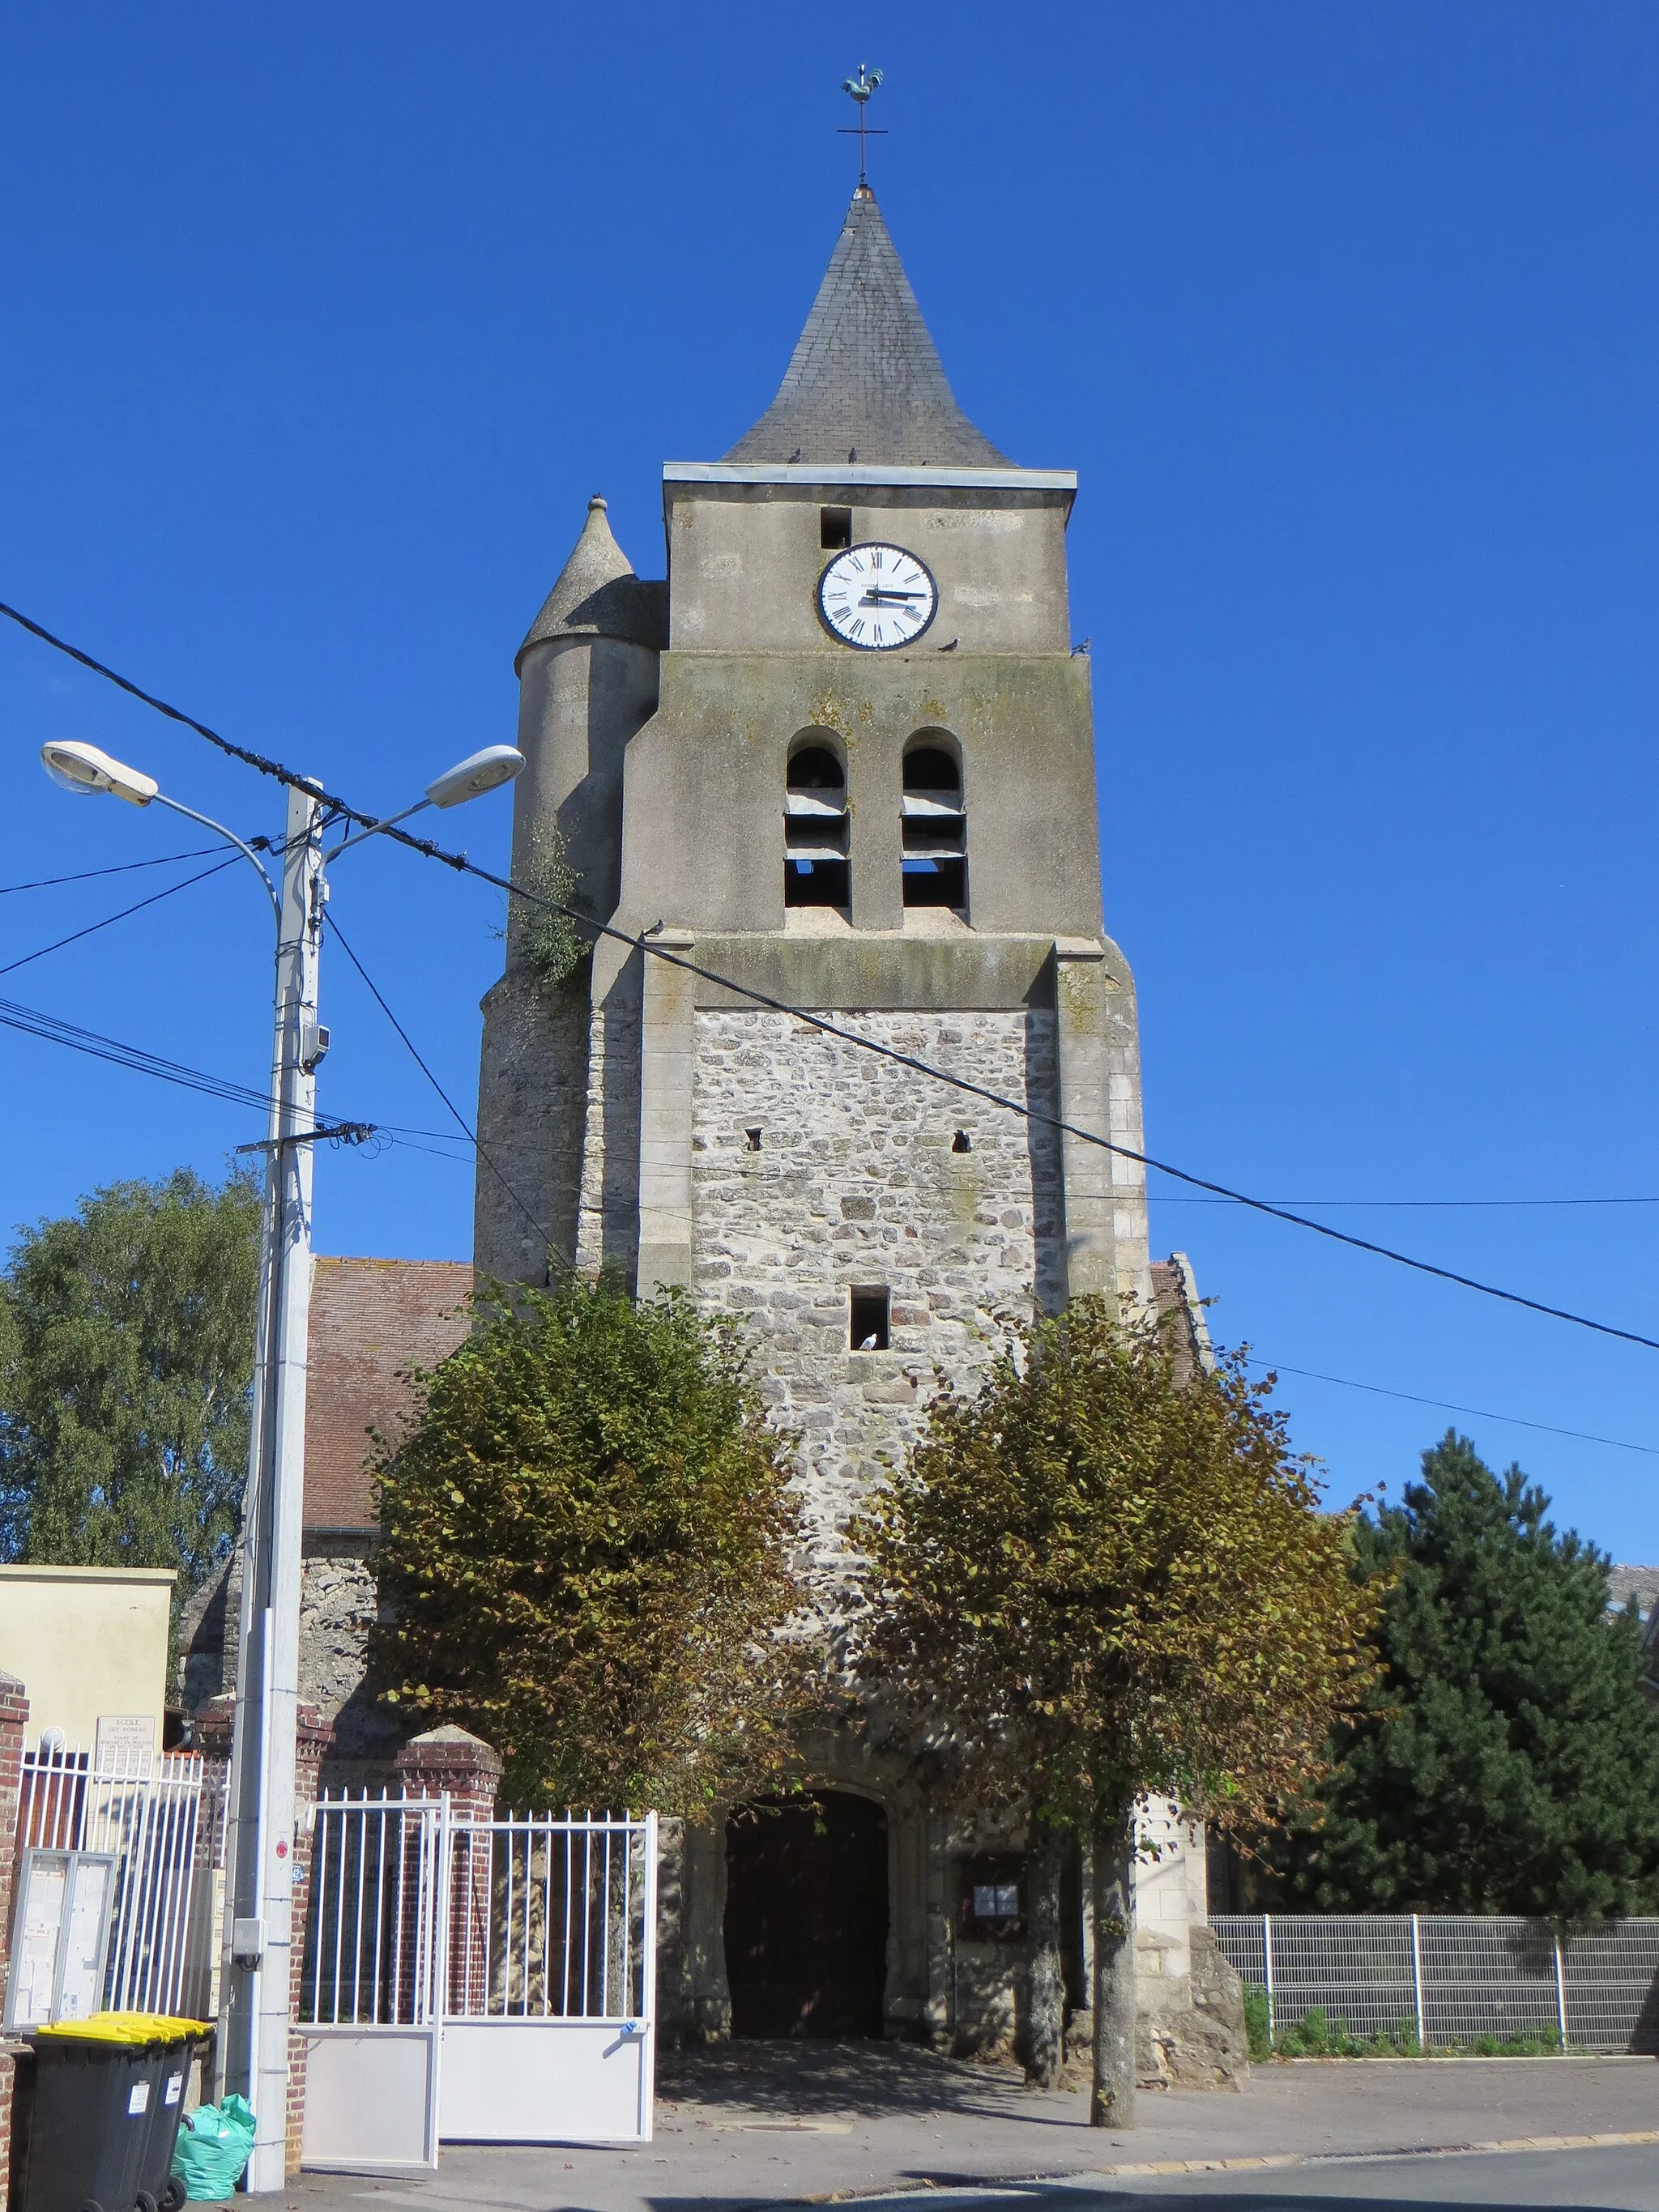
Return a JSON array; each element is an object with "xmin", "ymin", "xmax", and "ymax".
[{"xmin": 817, "ymin": 542, "xmax": 938, "ymax": 650}]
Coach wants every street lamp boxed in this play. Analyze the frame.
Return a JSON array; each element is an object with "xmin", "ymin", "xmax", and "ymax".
[{"xmin": 41, "ymin": 735, "xmax": 522, "ymax": 2193}]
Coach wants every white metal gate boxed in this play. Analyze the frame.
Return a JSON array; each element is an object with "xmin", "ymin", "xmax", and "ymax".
[{"xmin": 298, "ymin": 1792, "xmax": 657, "ymax": 2168}]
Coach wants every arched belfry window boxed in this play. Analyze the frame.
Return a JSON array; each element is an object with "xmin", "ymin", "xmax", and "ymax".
[
  {"xmin": 902, "ymin": 736, "xmax": 966, "ymax": 910},
  {"xmin": 785, "ymin": 738, "xmax": 850, "ymax": 908}
]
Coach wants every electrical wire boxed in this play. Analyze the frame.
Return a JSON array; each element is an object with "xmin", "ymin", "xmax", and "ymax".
[
  {"xmin": 0, "ymin": 855, "xmax": 243, "ymax": 978},
  {"xmin": 0, "ymin": 990, "xmax": 365, "ymax": 1138},
  {"xmin": 8, "ymin": 597, "xmax": 1659, "ymax": 1353},
  {"xmin": 1242, "ymin": 1353, "xmax": 1659, "ymax": 1460},
  {"xmin": 1158, "ymin": 1192, "xmax": 1659, "ymax": 1210},
  {"xmin": 322, "ymin": 911, "xmax": 567, "ymax": 1271},
  {"xmin": 0, "ymin": 846, "xmax": 227, "ymax": 895}
]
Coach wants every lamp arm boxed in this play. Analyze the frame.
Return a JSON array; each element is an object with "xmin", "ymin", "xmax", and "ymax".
[
  {"xmin": 151, "ymin": 792, "xmax": 281, "ymax": 926},
  {"xmin": 322, "ymin": 796, "xmax": 431, "ymax": 866}
]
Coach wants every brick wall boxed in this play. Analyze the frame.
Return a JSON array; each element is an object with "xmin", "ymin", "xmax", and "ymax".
[
  {"xmin": 393, "ymin": 1728, "xmax": 503, "ymax": 2021},
  {"xmin": 285, "ymin": 1707, "xmax": 334, "ymax": 2176},
  {"xmin": 194, "ymin": 1697, "xmax": 335, "ymax": 2178},
  {"xmin": 0, "ymin": 1672, "xmax": 30, "ymax": 2196}
]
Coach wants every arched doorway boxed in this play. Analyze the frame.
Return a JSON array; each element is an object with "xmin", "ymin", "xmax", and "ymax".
[{"xmin": 724, "ymin": 1792, "xmax": 889, "ymax": 2036}]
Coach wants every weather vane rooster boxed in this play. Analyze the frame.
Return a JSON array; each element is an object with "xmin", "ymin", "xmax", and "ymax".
[{"xmin": 838, "ymin": 63, "xmax": 886, "ymax": 190}]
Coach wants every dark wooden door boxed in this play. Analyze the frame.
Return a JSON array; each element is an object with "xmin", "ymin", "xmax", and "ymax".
[{"xmin": 724, "ymin": 1793, "xmax": 889, "ymax": 2037}]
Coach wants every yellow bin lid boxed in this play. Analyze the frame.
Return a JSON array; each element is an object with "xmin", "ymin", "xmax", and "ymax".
[{"xmin": 34, "ymin": 2011, "xmax": 211, "ymax": 2044}]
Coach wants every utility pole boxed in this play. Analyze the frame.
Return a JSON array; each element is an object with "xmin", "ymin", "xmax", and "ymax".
[
  {"xmin": 220, "ymin": 779, "xmax": 327, "ymax": 2193},
  {"xmin": 36, "ymin": 735, "xmax": 520, "ymax": 2192}
]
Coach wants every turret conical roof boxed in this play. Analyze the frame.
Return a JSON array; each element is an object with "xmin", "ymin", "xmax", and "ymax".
[
  {"xmin": 515, "ymin": 496, "xmax": 666, "ymax": 670},
  {"xmin": 723, "ymin": 189, "xmax": 1008, "ymax": 468}
]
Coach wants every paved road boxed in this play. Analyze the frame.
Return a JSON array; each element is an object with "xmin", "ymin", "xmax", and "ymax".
[
  {"xmin": 289, "ymin": 2051, "xmax": 1659, "ymax": 2212},
  {"xmin": 846, "ymin": 2144, "xmax": 1659, "ymax": 2210}
]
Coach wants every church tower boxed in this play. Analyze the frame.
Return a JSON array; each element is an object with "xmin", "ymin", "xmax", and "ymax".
[{"xmin": 476, "ymin": 186, "xmax": 1160, "ymax": 2044}]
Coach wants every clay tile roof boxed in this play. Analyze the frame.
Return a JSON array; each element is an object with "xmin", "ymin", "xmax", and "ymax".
[
  {"xmin": 302, "ymin": 1258, "xmax": 473, "ymax": 1531},
  {"xmin": 723, "ymin": 188, "xmax": 1009, "ymax": 468},
  {"xmin": 1149, "ymin": 1254, "xmax": 1215, "ymax": 1386},
  {"xmin": 1608, "ymin": 1564, "xmax": 1659, "ymax": 1620}
]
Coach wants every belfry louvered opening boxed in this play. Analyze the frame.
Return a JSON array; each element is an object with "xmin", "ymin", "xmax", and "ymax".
[
  {"xmin": 902, "ymin": 738, "xmax": 966, "ymax": 910},
  {"xmin": 785, "ymin": 739, "xmax": 850, "ymax": 908}
]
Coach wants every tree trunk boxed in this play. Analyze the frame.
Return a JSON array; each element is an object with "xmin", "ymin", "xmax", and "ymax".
[
  {"xmin": 1090, "ymin": 1799, "xmax": 1137, "ymax": 2128},
  {"xmin": 1024, "ymin": 1822, "xmax": 1065, "ymax": 2088}
]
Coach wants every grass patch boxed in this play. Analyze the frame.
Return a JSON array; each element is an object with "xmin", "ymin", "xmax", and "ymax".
[{"xmin": 1242, "ymin": 1988, "xmax": 1566, "ymax": 2060}]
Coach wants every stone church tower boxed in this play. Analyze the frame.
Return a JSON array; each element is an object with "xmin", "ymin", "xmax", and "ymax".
[{"xmin": 473, "ymin": 188, "xmax": 1200, "ymax": 2052}]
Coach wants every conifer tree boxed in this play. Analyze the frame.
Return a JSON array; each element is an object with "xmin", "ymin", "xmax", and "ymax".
[
  {"xmin": 1282, "ymin": 1433, "xmax": 1659, "ymax": 1920},
  {"xmin": 0, "ymin": 1169, "xmax": 259, "ymax": 1599}
]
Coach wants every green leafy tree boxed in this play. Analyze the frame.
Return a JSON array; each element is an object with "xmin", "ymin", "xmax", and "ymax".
[
  {"xmin": 851, "ymin": 1298, "xmax": 1381, "ymax": 2125},
  {"xmin": 1279, "ymin": 1432, "xmax": 1659, "ymax": 1920},
  {"xmin": 372, "ymin": 1273, "xmax": 807, "ymax": 1812},
  {"xmin": 0, "ymin": 1169, "xmax": 260, "ymax": 1601}
]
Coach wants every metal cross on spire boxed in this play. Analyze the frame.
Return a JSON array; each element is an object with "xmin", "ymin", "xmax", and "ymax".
[{"xmin": 838, "ymin": 63, "xmax": 887, "ymax": 190}]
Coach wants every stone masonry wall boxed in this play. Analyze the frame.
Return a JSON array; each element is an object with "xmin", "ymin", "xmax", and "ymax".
[
  {"xmin": 575, "ymin": 980, "xmax": 644, "ymax": 1283},
  {"xmin": 692, "ymin": 1006, "xmax": 1063, "ymax": 1590},
  {"xmin": 475, "ymin": 974, "xmax": 591, "ymax": 1285}
]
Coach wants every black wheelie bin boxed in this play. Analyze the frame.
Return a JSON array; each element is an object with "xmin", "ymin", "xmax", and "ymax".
[
  {"xmin": 11, "ymin": 2014, "xmax": 207, "ymax": 2212},
  {"xmin": 132, "ymin": 2017, "xmax": 213, "ymax": 2212}
]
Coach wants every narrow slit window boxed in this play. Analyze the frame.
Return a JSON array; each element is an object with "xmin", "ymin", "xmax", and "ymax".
[
  {"xmin": 902, "ymin": 740, "xmax": 966, "ymax": 911},
  {"xmin": 786, "ymin": 740, "xmax": 850, "ymax": 909},
  {"xmin": 850, "ymin": 1285, "xmax": 889, "ymax": 1353},
  {"xmin": 952, "ymin": 1129, "xmax": 972, "ymax": 1153},
  {"xmin": 821, "ymin": 505, "xmax": 853, "ymax": 551},
  {"xmin": 744, "ymin": 1127, "xmax": 763, "ymax": 1152}
]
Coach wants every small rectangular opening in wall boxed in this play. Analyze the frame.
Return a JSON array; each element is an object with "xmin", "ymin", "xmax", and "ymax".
[
  {"xmin": 785, "ymin": 858, "xmax": 851, "ymax": 908},
  {"xmin": 821, "ymin": 505, "xmax": 853, "ymax": 551},
  {"xmin": 902, "ymin": 856, "xmax": 966, "ymax": 909},
  {"xmin": 850, "ymin": 1285, "xmax": 889, "ymax": 1352},
  {"xmin": 959, "ymin": 1853, "xmax": 1026, "ymax": 1941}
]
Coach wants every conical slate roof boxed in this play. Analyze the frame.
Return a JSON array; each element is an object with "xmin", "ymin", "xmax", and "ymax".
[
  {"xmin": 515, "ymin": 496, "xmax": 667, "ymax": 670},
  {"xmin": 723, "ymin": 189, "xmax": 1009, "ymax": 468}
]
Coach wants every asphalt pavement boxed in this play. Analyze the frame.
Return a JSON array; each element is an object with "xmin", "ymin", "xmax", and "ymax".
[{"xmin": 284, "ymin": 2048, "xmax": 1659, "ymax": 2212}]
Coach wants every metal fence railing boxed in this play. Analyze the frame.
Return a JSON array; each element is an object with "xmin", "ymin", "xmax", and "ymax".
[
  {"xmin": 302, "ymin": 1793, "xmax": 658, "ymax": 2028},
  {"xmin": 1212, "ymin": 1913, "xmax": 1659, "ymax": 2054},
  {"xmin": 17, "ymin": 1742, "xmax": 227, "ymax": 2019}
]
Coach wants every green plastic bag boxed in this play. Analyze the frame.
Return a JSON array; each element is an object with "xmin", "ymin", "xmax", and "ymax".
[{"xmin": 171, "ymin": 2094, "xmax": 256, "ymax": 2201}]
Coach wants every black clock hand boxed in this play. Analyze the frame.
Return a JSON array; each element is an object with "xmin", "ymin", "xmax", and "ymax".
[{"xmin": 861, "ymin": 588, "xmax": 928, "ymax": 604}]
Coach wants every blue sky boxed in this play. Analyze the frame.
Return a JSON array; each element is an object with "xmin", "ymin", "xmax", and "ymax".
[{"xmin": 2, "ymin": 4, "xmax": 1656, "ymax": 1557}]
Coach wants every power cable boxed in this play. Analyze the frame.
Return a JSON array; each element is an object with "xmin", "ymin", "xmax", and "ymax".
[
  {"xmin": 322, "ymin": 912, "xmax": 567, "ymax": 1272},
  {"xmin": 8, "ymin": 598, "xmax": 1659, "ymax": 1353},
  {"xmin": 0, "ymin": 991, "xmax": 366, "ymax": 1138},
  {"xmin": 0, "ymin": 855, "xmax": 242, "ymax": 978},
  {"xmin": 0, "ymin": 847, "xmax": 227, "ymax": 895},
  {"xmin": 1243, "ymin": 1353, "xmax": 1659, "ymax": 1460},
  {"xmin": 1158, "ymin": 1192, "xmax": 1659, "ymax": 1210}
]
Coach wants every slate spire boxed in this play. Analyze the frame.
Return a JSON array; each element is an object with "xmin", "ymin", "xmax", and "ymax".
[{"xmin": 723, "ymin": 188, "xmax": 1009, "ymax": 468}]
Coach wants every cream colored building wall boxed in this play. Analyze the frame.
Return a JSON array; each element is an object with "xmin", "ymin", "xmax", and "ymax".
[{"xmin": 0, "ymin": 1566, "xmax": 174, "ymax": 1747}]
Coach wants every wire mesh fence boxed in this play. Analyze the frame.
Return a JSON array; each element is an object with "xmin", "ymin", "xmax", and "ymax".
[{"xmin": 1212, "ymin": 1914, "xmax": 1659, "ymax": 2053}]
